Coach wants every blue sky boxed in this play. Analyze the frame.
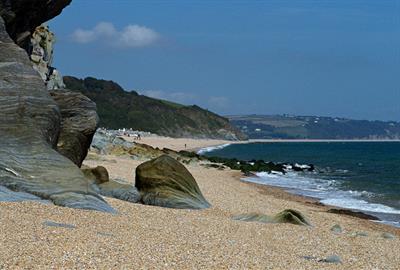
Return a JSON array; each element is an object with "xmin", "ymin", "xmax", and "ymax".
[{"xmin": 50, "ymin": 0, "xmax": 400, "ymax": 121}]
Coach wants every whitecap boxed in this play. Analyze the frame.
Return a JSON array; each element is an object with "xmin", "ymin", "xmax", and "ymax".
[{"xmin": 197, "ymin": 143, "xmax": 231, "ymax": 155}]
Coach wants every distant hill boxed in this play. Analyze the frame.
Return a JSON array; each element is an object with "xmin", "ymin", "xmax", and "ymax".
[
  {"xmin": 64, "ymin": 76, "xmax": 247, "ymax": 140},
  {"xmin": 229, "ymin": 115, "xmax": 400, "ymax": 140}
]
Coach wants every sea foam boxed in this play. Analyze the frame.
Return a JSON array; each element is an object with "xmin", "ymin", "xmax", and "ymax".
[
  {"xmin": 197, "ymin": 143, "xmax": 231, "ymax": 155},
  {"xmin": 243, "ymin": 171, "xmax": 400, "ymax": 226}
]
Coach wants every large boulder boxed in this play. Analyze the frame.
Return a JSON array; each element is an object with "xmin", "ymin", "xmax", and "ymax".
[
  {"xmin": 50, "ymin": 89, "xmax": 99, "ymax": 167},
  {"xmin": 0, "ymin": 11, "xmax": 113, "ymax": 212},
  {"xmin": 90, "ymin": 130, "xmax": 134, "ymax": 155},
  {"xmin": 135, "ymin": 155, "xmax": 210, "ymax": 209}
]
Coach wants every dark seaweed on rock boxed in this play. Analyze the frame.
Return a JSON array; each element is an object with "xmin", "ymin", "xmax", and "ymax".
[
  {"xmin": 177, "ymin": 151, "xmax": 284, "ymax": 173},
  {"xmin": 327, "ymin": 208, "xmax": 380, "ymax": 221}
]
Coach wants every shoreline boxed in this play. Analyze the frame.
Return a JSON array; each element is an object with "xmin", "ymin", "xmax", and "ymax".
[
  {"xmin": 248, "ymin": 139, "xmax": 400, "ymax": 143},
  {"xmin": 238, "ymin": 174, "xmax": 400, "ymax": 235},
  {"xmin": 240, "ymin": 174, "xmax": 400, "ymax": 232},
  {"xmin": 1, "ymin": 140, "xmax": 400, "ymax": 268},
  {"xmin": 193, "ymin": 140, "xmax": 400, "ymax": 229}
]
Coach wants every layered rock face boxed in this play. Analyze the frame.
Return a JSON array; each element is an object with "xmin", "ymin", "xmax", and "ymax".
[
  {"xmin": 30, "ymin": 24, "xmax": 65, "ymax": 90},
  {"xmin": 0, "ymin": 3, "xmax": 114, "ymax": 212},
  {"xmin": 50, "ymin": 89, "xmax": 99, "ymax": 167}
]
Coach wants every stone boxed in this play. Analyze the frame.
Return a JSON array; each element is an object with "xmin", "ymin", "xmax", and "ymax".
[
  {"xmin": 350, "ymin": 231, "xmax": 368, "ymax": 237},
  {"xmin": 99, "ymin": 180, "xmax": 141, "ymax": 203},
  {"xmin": 82, "ymin": 166, "xmax": 109, "ymax": 184},
  {"xmin": 382, "ymin": 232, "xmax": 395, "ymax": 239},
  {"xmin": 330, "ymin": 224, "xmax": 343, "ymax": 234},
  {"xmin": 50, "ymin": 89, "xmax": 99, "ymax": 167},
  {"xmin": 0, "ymin": 14, "xmax": 113, "ymax": 213},
  {"xmin": 232, "ymin": 209, "xmax": 311, "ymax": 226},
  {"xmin": 302, "ymin": 256, "xmax": 318, "ymax": 261},
  {"xmin": 90, "ymin": 130, "xmax": 134, "ymax": 155},
  {"xmin": 0, "ymin": 186, "xmax": 50, "ymax": 203},
  {"xmin": 136, "ymin": 155, "xmax": 210, "ymax": 209},
  {"xmin": 273, "ymin": 209, "xmax": 312, "ymax": 226},
  {"xmin": 81, "ymin": 166, "xmax": 140, "ymax": 203},
  {"xmin": 43, "ymin": 220, "xmax": 76, "ymax": 229},
  {"xmin": 319, "ymin": 255, "xmax": 342, "ymax": 264}
]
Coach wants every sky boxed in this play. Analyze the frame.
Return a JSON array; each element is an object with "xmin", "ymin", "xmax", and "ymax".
[{"xmin": 49, "ymin": 0, "xmax": 400, "ymax": 121}]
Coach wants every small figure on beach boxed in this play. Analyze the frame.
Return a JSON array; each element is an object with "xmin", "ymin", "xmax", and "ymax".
[{"xmin": 184, "ymin": 143, "xmax": 187, "ymax": 149}]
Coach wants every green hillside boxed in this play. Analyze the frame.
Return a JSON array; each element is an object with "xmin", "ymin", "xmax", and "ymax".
[
  {"xmin": 229, "ymin": 115, "xmax": 400, "ymax": 140},
  {"xmin": 64, "ymin": 76, "xmax": 246, "ymax": 140}
]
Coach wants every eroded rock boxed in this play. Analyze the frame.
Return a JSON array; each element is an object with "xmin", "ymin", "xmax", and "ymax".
[
  {"xmin": 233, "ymin": 209, "xmax": 311, "ymax": 226},
  {"xmin": 50, "ymin": 89, "xmax": 99, "ymax": 167},
  {"xmin": 0, "ymin": 0, "xmax": 72, "ymax": 50},
  {"xmin": 136, "ymin": 155, "xmax": 210, "ymax": 209},
  {"xmin": 30, "ymin": 24, "xmax": 65, "ymax": 89},
  {"xmin": 99, "ymin": 180, "xmax": 141, "ymax": 203},
  {"xmin": 82, "ymin": 165, "xmax": 109, "ymax": 184},
  {"xmin": 0, "ymin": 14, "xmax": 113, "ymax": 212}
]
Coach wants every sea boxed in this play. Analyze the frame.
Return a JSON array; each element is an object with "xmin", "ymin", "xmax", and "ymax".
[{"xmin": 200, "ymin": 142, "xmax": 400, "ymax": 227}]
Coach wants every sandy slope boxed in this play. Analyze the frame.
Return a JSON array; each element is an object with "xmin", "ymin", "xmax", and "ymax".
[{"xmin": 1, "ymin": 150, "xmax": 399, "ymax": 269}]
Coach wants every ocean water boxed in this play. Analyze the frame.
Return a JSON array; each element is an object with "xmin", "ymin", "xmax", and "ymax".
[{"xmin": 202, "ymin": 142, "xmax": 400, "ymax": 227}]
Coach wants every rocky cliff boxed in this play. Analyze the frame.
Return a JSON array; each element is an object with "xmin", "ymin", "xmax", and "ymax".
[
  {"xmin": 0, "ymin": 0, "xmax": 216, "ymax": 212},
  {"xmin": 0, "ymin": 0, "xmax": 71, "ymax": 49},
  {"xmin": 64, "ymin": 76, "xmax": 247, "ymax": 140},
  {"xmin": 0, "ymin": 0, "xmax": 114, "ymax": 212}
]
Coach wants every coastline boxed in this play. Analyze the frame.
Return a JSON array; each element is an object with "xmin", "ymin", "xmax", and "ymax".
[
  {"xmin": 1, "ymin": 137, "xmax": 399, "ymax": 268},
  {"xmin": 240, "ymin": 175, "xmax": 400, "ymax": 234},
  {"xmin": 196, "ymin": 139, "xmax": 400, "ymax": 227},
  {"xmin": 122, "ymin": 135, "xmax": 400, "ymax": 154},
  {"xmin": 248, "ymin": 139, "xmax": 400, "ymax": 143}
]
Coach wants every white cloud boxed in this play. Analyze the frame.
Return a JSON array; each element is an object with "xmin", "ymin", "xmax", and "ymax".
[
  {"xmin": 70, "ymin": 22, "xmax": 160, "ymax": 48},
  {"xmin": 208, "ymin": 96, "xmax": 229, "ymax": 109},
  {"xmin": 141, "ymin": 90, "xmax": 196, "ymax": 105},
  {"xmin": 141, "ymin": 90, "xmax": 165, "ymax": 99}
]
